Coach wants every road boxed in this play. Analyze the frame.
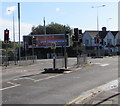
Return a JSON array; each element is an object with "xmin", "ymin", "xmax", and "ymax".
[{"xmin": 1, "ymin": 56, "xmax": 119, "ymax": 104}]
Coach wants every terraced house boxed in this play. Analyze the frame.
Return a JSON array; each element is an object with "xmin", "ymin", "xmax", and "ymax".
[{"xmin": 82, "ymin": 27, "xmax": 120, "ymax": 56}]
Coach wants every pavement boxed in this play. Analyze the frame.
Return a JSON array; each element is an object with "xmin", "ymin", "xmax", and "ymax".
[
  {"xmin": 80, "ymin": 88, "xmax": 119, "ymax": 105},
  {"xmin": 70, "ymin": 85, "xmax": 119, "ymax": 105}
]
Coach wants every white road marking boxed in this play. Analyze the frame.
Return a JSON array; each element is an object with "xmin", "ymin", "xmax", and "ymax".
[
  {"xmin": 25, "ymin": 77, "xmax": 36, "ymax": 81},
  {"xmin": 93, "ymin": 63, "xmax": 101, "ymax": 65},
  {"xmin": 34, "ymin": 74, "xmax": 62, "ymax": 82},
  {"xmin": 100, "ymin": 64, "xmax": 109, "ymax": 67},
  {"xmin": 67, "ymin": 78, "xmax": 119, "ymax": 105},
  {"xmin": 75, "ymin": 68, "xmax": 82, "ymax": 71},
  {"xmin": 0, "ymin": 84, "xmax": 21, "ymax": 91},
  {"xmin": 7, "ymin": 82, "xmax": 16, "ymax": 86}
]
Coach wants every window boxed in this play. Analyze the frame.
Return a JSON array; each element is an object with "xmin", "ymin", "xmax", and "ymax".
[
  {"xmin": 107, "ymin": 39, "xmax": 112, "ymax": 45},
  {"xmin": 117, "ymin": 39, "xmax": 120, "ymax": 44},
  {"xmin": 85, "ymin": 39, "xmax": 89, "ymax": 46}
]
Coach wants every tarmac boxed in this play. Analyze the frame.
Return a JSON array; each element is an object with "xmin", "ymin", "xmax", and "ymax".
[
  {"xmin": 1, "ymin": 58, "xmax": 120, "ymax": 105},
  {"xmin": 72, "ymin": 87, "xmax": 120, "ymax": 105}
]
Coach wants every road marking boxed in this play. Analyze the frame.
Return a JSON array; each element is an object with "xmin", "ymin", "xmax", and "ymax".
[
  {"xmin": 25, "ymin": 77, "xmax": 36, "ymax": 81},
  {"xmin": 75, "ymin": 68, "xmax": 82, "ymax": 71},
  {"xmin": 7, "ymin": 82, "xmax": 16, "ymax": 86},
  {"xmin": 0, "ymin": 84, "xmax": 21, "ymax": 91},
  {"xmin": 93, "ymin": 63, "xmax": 101, "ymax": 65},
  {"xmin": 100, "ymin": 64, "xmax": 109, "ymax": 67},
  {"xmin": 66, "ymin": 78, "xmax": 119, "ymax": 105},
  {"xmin": 34, "ymin": 74, "xmax": 62, "ymax": 82}
]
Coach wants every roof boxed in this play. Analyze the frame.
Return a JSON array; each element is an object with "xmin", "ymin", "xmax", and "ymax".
[
  {"xmin": 84, "ymin": 30, "xmax": 118, "ymax": 39},
  {"xmin": 84, "ymin": 31, "xmax": 98, "ymax": 38},
  {"xmin": 111, "ymin": 31, "xmax": 119, "ymax": 37},
  {"xmin": 99, "ymin": 31, "xmax": 109, "ymax": 39}
]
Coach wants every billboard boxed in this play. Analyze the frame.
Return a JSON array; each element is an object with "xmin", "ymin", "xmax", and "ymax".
[{"xmin": 25, "ymin": 34, "xmax": 70, "ymax": 48}]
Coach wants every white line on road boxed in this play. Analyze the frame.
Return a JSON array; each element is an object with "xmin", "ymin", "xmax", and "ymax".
[
  {"xmin": 75, "ymin": 68, "xmax": 82, "ymax": 71},
  {"xmin": 25, "ymin": 77, "xmax": 37, "ymax": 81},
  {"xmin": 67, "ymin": 78, "xmax": 119, "ymax": 105},
  {"xmin": 34, "ymin": 74, "xmax": 62, "ymax": 82},
  {"xmin": 0, "ymin": 84, "xmax": 21, "ymax": 91},
  {"xmin": 7, "ymin": 82, "xmax": 16, "ymax": 86},
  {"xmin": 100, "ymin": 64, "xmax": 109, "ymax": 67}
]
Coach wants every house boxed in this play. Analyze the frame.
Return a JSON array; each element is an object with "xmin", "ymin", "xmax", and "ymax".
[
  {"xmin": 82, "ymin": 27, "xmax": 108, "ymax": 56},
  {"xmin": 115, "ymin": 31, "xmax": 120, "ymax": 54},
  {"xmin": 82, "ymin": 27, "xmax": 119, "ymax": 56}
]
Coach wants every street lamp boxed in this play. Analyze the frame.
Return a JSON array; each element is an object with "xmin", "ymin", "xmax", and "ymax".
[
  {"xmin": 107, "ymin": 18, "xmax": 112, "ymax": 30},
  {"xmin": 92, "ymin": 5, "xmax": 106, "ymax": 57},
  {"xmin": 7, "ymin": 8, "xmax": 16, "ymax": 64},
  {"xmin": 92, "ymin": 5, "xmax": 106, "ymax": 31}
]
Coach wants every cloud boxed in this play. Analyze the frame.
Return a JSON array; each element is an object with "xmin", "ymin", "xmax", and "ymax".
[
  {"xmin": 56, "ymin": 8, "xmax": 61, "ymax": 12},
  {"xmin": 0, "ymin": 18, "xmax": 33, "ymax": 41}
]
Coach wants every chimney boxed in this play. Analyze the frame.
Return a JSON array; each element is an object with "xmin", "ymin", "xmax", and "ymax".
[{"xmin": 102, "ymin": 27, "xmax": 107, "ymax": 32}]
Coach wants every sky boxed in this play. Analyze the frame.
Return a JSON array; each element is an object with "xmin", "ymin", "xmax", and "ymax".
[{"xmin": 0, "ymin": 0, "xmax": 119, "ymax": 41}]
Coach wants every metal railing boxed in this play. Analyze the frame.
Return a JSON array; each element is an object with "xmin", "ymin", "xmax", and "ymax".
[
  {"xmin": 77, "ymin": 54, "xmax": 87, "ymax": 66},
  {"xmin": 18, "ymin": 55, "xmax": 37, "ymax": 66},
  {"xmin": 1, "ymin": 55, "xmax": 37, "ymax": 67},
  {"xmin": 54, "ymin": 56, "xmax": 65, "ymax": 69}
]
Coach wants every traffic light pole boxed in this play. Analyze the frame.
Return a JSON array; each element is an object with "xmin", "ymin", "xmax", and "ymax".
[
  {"xmin": 32, "ymin": 36, "xmax": 34, "ymax": 63},
  {"xmin": 64, "ymin": 26, "xmax": 67, "ymax": 69},
  {"xmin": 18, "ymin": 3, "xmax": 21, "ymax": 60}
]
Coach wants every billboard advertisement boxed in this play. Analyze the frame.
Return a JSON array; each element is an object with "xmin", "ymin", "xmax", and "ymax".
[{"xmin": 26, "ymin": 34, "xmax": 70, "ymax": 48}]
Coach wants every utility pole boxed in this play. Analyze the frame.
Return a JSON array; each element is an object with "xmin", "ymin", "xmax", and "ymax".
[
  {"xmin": 92, "ymin": 5, "xmax": 106, "ymax": 57},
  {"xmin": 64, "ymin": 25, "xmax": 67, "ymax": 69},
  {"xmin": 18, "ymin": 3, "xmax": 21, "ymax": 60},
  {"xmin": 44, "ymin": 17, "xmax": 46, "ymax": 35}
]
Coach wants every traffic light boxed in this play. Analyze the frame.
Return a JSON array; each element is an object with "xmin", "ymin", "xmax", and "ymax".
[
  {"xmin": 74, "ymin": 28, "xmax": 78, "ymax": 42},
  {"xmin": 28, "ymin": 36, "xmax": 32, "ymax": 45},
  {"xmin": 94, "ymin": 36, "xmax": 100, "ymax": 43},
  {"xmin": 33, "ymin": 37, "xmax": 36, "ymax": 45},
  {"xmin": 72, "ymin": 36, "xmax": 75, "ymax": 41},
  {"xmin": 4, "ymin": 29, "xmax": 9, "ymax": 43},
  {"xmin": 79, "ymin": 30, "xmax": 82, "ymax": 35},
  {"xmin": 65, "ymin": 30, "xmax": 69, "ymax": 46}
]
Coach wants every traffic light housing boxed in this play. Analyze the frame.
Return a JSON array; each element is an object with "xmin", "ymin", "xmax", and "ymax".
[
  {"xmin": 94, "ymin": 36, "xmax": 100, "ymax": 43},
  {"xmin": 33, "ymin": 37, "xmax": 36, "ymax": 45},
  {"xmin": 74, "ymin": 28, "xmax": 79, "ymax": 42},
  {"xmin": 4, "ymin": 29, "xmax": 9, "ymax": 43},
  {"xmin": 65, "ymin": 30, "xmax": 69, "ymax": 46}
]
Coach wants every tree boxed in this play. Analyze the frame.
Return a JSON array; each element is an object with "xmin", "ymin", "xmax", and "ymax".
[{"xmin": 30, "ymin": 22, "xmax": 72, "ymax": 35}]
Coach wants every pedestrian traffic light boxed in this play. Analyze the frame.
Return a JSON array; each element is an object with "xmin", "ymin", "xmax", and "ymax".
[
  {"xmin": 94, "ymin": 36, "xmax": 100, "ymax": 43},
  {"xmin": 79, "ymin": 30, "xmax": 82, "ymax": 35},
  {"xmin": 4, "ymin": 29, "xmax": 9, "ymax": 43},
  {"xmin": 65, "ymin": 30, "xmax": 69, "ymax": 46},
  {"xmin": 28, "ymin": 36, "xmax": 32, "ymax": 45},
  {"xmin": 72, "ymin": 36, "xmax": 75, "ymax": 41},
  {"xmin": 74, "ymin": 28, "xmax": 79, "ymax": 42},
  {"xmin": 33, "ymin": 37, "xmax": 36, "ymax": 45}
]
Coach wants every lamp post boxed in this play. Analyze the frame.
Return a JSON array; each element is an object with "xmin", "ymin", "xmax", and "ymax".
[
  {"xmin": 107, "ymin": 18, "xmax": 112, "ymax": 30},
  {"xmin": 18, "ymin": 3, "xmax": 21, "ymax": 60},
  {"xmin": 106, "ymin": 18, "xmax": 112, "ymax": 55},
  {"xmin": 92, "ymin": 5, "xmax": 106, "ymax": 57},
  {"xmin": 7, "ymin": 8, "xmax": 16, "ymax": 64}
]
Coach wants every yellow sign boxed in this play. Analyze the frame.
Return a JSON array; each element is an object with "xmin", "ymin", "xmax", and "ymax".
[{"xmin": 51, "ymin": 42, "xmax": 56, "ymax": 49}]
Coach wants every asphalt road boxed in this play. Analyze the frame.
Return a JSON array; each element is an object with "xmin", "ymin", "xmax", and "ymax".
[
  {"xmin": 2, "ymin": 58, "xmax": 78, "ymax": 82},
  {"xmin": 2, "ymin": 56, "xmax": 119, "ymax": 104}
]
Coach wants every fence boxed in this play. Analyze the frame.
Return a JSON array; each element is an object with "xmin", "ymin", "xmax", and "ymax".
[
  {"xmin": 54, "ymin": 56, "xmax": 65, "ymax": 69},
  {"xmin": 77, "ymin": 54, "xmax": 87, "ymax": 66},
  {"xmin": 18, "ymin": 56, "xmax": 37, "ymax": 66},
  {"xmin": 1, "ymin": 55, "xmax": 37, "ymax": 67},
  {"xmin": 52, "ymin": 54, "xmax": 87, "ymax": 69}
]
